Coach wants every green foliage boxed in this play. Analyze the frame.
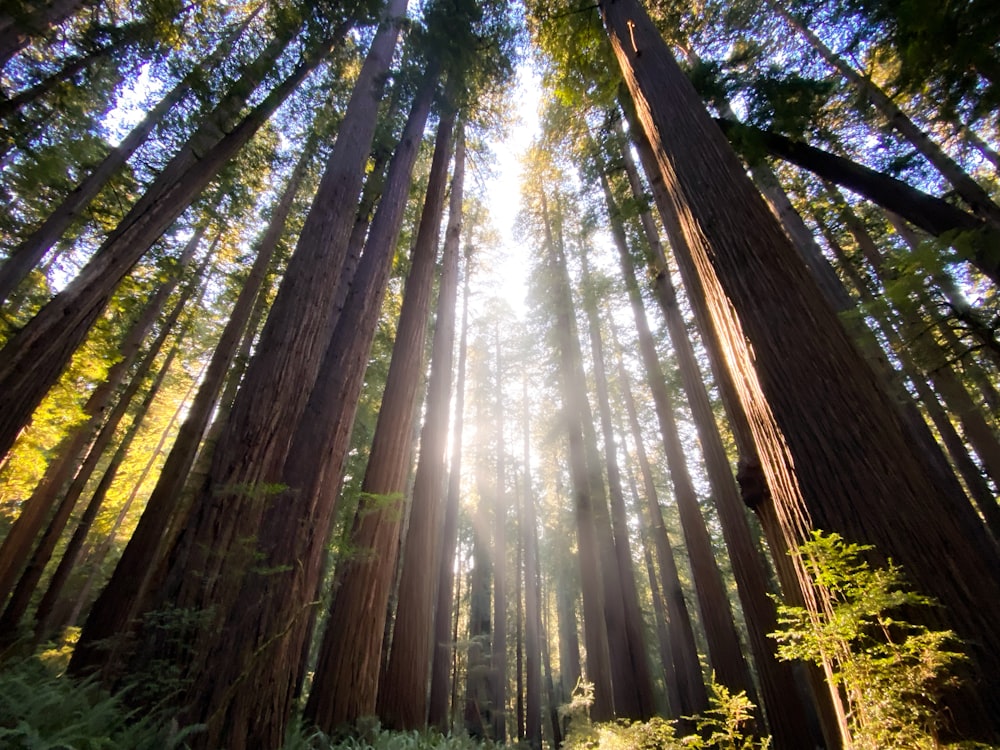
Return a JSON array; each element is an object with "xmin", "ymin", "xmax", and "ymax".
[
  {"xmin": 0, "ymin": 657, "xmax": 201, "ymax": 749},
  {"xmin": 561, "ymin": 679, "xmax": 765, "ymax": 749},
  {"xmin": 771, "ymin": 531, "xmax": 968, "ymax": 749}
]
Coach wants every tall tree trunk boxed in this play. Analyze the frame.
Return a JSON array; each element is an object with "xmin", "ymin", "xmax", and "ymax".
[
  {"xmin": 491, "ymin": 326, "xmax": 508, "ymax": 742},
  {"xmin": 0, "ymin": 225, "xmax": 206, "ymax": 608},
  {"xmin": 578, "ymin": 247, "xmax": 656, "ymax": 719},
  {"xmin": 521, "ymin": 375, "xmax": 542, "ymax": 750},
  {"xmin": 616, "ymin": 134, "xmax": 824, "ymax": 749},
  {"xmin": 70, "ymin": 135, "xmax": 316, "ymax": 676},
  {"xmin": 540, "ymin": 192, "xmax": 614, "ymax": 721},
  {"xmin": 463, "ymin": 455, "xmax": 493, "ymax": 739},
  {"xmin": 772, "ymin": 1, "xmax": 1000, "ymax": 230},
  {"xmin": 379, "ymin": 123, "xmax": 464, "ymax": 730},
  {"xmin": 602, "ymin": 1, "xmax": 1000, "ymax": 739},
  {"xmin": 301, "ymin": 88, "xmax": 449, "ymax": 734},
  {"xmin": 612, "ymin": 333, "xmax": 707, "ymax": 719},
  {"xmin": 603, "ymin": 173, "xmax": 756, "ymax": 706},
  {"xmin": 0, "ymin": 9, "xmax": 258, "ymax": 303},
  {"xmin": 428, "ymin": 247, "xmax": 472, "ymax": 732},
  {"xmin": 137, "ymin": 63, "xmax": 432, "ymax": 750},
  {"xmin": 623, "ymin": 94, "xmax": 846, "ymax": 750},
  {"xmin": 0, "ymin": 23, "xmax": 337, "ymax": 461}
]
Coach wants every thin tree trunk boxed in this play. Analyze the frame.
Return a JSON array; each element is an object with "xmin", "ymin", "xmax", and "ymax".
[
  {"xmin": 0, "ymin": 9, "xmax": 258, "ymax": 303},
  {"xmin": 379, "ymin": 122, "xmax": 464, "ymax": 730},
  {"xmin": 0, "ymin": 269, "xmax": 198, "ymax": 638},
  {"xmin": 604, "ymin": 173, "xmax": 756, "ymax": 705},
  {"xmin": 32, "ymin": 341, "xmax": 179, "ymax": 642},
  {"xmin": 62, "ymin": 356, "xmax": 203, "ymax": 635},
  {"xmin": 521, "ymin": 374, "xmax": 542, "ymax": 750},
  {"xmin": 428, "ymin": 247, "xmax": 472, "ymax": 731},
  {"xmin": 578, "ymin": 247, "xmax": 656, "ymax": 719},
  {"xmin": 612, "ymin": 332, "xmax": 707, "ymax": 719},
  {"xmin": 603, "ymin": 2, "xmax": 1000, "ymax": 739},
  {"xmin": 0, "ymin": 23, "xmax": 338, "ymax": 461},
  {"xmin": 540, "ymin": 192, "xmax": 614, "ymax": 721},
  {"xmin": 491, "ymin": 325, "xmax": 508, "ymax": 743}
]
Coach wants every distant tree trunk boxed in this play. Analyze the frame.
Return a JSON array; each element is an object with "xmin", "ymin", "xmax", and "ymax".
[
  {"xmin": 515, "ymin": 507, "xmax": 524, "ymax": 742},
  {"xmin": 540, "ymin": 192, "xmax": 614, "ymax": 721},
  {"xmin": 428, "ymin": 247, "xmax": 473, "ymax": 732},
  {"xmin": 612, "ymin": 333, "xmax": 707, "ymax": 719},
  {"xmin": 491, "ymin": 326, "xmax": 508, "ymax": 742},
  {"xmin": 379, "ymin": 122, "xmax": 464, "ymax": 730},
  {"xmin": 0, "ymin": 225, "xmax": 206, "ymax": 609},
  {"xmin": 577, "ymin": 248, "xmax": 656, "ymax": 719},
  {"xmin": 0, "ymin": 23, "xmax": 338, "ymax": 461},
  {"xmin": 603, "ymin": 174, "xmax": 756, "ymax": 706},
  {"xmin": 555, "ymin": 559, "xmax": 581, "ymax": 704},
  {"xmin": 464, "ymin": 451, "xmax": 493, "ymax": 739},
  {"xmin": 540, "ymin": 594, "xmax": 564, "ymax": 749},
  {"xmin": 603, "ymin": 1, "xmax": 1000, "ymax": 739},
  {"xmin": 772, "ymin": 1, "xmax": 1000, "ymax": 230},
  {"xmin": 521, "ymin": 375, "xmax": 542, "ymax": 750},
  {"xmin": 70, "ymin": 135, "xmax": 316, "ymax": 677},
  {"xmin": 0, "ymin": 10, "xmax": 257, "ymax": 303},
  {"xmin": 302, "ymin": 86, "xmax": 448, "ymax": 734}
]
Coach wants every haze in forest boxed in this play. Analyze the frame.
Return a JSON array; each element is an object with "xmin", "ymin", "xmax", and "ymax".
[{"xmin": 0, "ymin": 0, "xmax": 998, "ymax": 749}]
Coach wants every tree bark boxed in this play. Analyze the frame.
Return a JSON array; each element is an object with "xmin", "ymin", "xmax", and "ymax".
[
  {"xmin": 602, "ymin": 1, "xmax": 1000, "ymax": 739},
  {"xmin": 301, "ymin": 84, "xmax": 447, "ymax": 734},
  {"xmin": 521, "ymin": 375, "xmax": 543, "ymax": 750},
  {"xmin": 378, "ymin": 122, "xmax": 464, "ymax": 730},
  {"xmin": 604, "ymin": 173, "xmax": 756, "ymax": 705},
  {"xmin": 70, "ymin": 142, "xmax": 313, "ymax": 676}
]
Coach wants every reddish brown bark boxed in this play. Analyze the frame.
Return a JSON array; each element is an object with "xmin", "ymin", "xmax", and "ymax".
[{"xmin": 603, "ymin": 1, "xmax": 1000, "ymax": 739}]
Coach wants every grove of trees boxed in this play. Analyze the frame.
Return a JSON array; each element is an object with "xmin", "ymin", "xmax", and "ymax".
[{"xmin": 0, "ymin": 0, "xmax": 998, "ymax": 748}]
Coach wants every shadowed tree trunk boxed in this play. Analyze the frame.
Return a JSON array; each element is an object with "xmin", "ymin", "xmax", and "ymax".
[
  {"xmin": 0, "ymin": 0, "xmax": 91, "ymax": 69},
  {"xmin": 69, "ymin": 141, "xmax": 315, "ymax": 676},
  {"xmin": 611, "ymin": 332, "xmax": 707, "ymax": 719},
  {"xmin": 491, "ymin": 326, "xmax": 508, "ymax": 742},
  {"xmin": 378, "ymin": 122, "xmax": 464, "ymax": 730},
  {"xmin": 602, "ymin": 1, "xmax": 1000, "ymax": 740},
  {"xmin": 578, "ymin": 247, "xmax": 656, "ymax": 720},
  {"xmin": 302, "ymin": 85, "xmax": 448, "ymax": 733}
]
